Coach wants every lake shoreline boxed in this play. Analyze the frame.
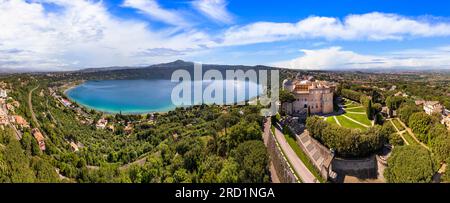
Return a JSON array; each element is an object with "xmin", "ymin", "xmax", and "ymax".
[{"xmin": 65, "ymin": 79, "xmax": 263, "ymax": 115}]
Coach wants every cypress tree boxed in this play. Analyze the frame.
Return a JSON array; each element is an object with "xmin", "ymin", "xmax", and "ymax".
[{"xmin": 367, "ymin": 100, "xmax": 373, "ymax": 120}]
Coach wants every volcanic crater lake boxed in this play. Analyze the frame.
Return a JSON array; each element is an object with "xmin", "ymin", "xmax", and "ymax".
[{"xmin": 66, "ymin": 80, "xmax": 262, "ymax": 114}]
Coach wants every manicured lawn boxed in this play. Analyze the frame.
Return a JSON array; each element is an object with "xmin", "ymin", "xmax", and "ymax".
[
  {"xmin": 344, "ymin": 99, "xmax": 354, "ymax": 105},
  {"xmin": 392, "ymin": 119, "xmax": 405, "ymax": 131},
  {"xmin": 345, "ymin": 113, "xmax": 372, "ymax": 126},
  {"xmin": 402, "ymin": 131, "xmax": 418, "ymax": 146},
  {"xmin": 336, "ymin": 115, "xmax": 367, "ymax": 130},
  {"xmin": 344, "ymin": 103, "xmax": 361, "ymax": 108},
  {"xmin": 325, "ymin": 99, "xmax": 370, "ymax": 130},
  {"xmin": 325, "ymin": 116, "xmax": 337, "ymax": 125},
  {"xmin": 345, "ymin": 106, "xmax": 366, "ymax": 112},
  {"xmin": 387, "ymin": 121, "xmax": 396, "ymax": 131},
  {"xmin": 343, "ymin": 98, "xmax": 363, "ymax": 109}
]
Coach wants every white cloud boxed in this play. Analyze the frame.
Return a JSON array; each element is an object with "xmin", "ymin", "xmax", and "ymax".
[
  {"xmin": 2, "ymin": 1, "xmax": 450, "ymax": 71},
  {"xmin": 221, "ymin": 12, "xmax": 450, "ymax": 46},
  {"xmin": 122, "ymin": 0, "xmax": 189, "ymax": 27},
  {"xmin": 192, "ymin": 0, "xmax": 233, "ymax": 24},
  {"xmin": 0, "ymin": 0, "xmax": 214, "ymax": 70},
  {"xmin": 273, "ymin": 46, "xmax": 450, "ymax": 70}
]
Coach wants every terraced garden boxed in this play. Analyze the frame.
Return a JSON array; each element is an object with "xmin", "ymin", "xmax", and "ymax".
[
  {"xmin": 335, "ymin": 115, "xmax": 368, "ymax": 130},
  {"xmin": 345, "ymin": 106, "xmax": 366, "ymax": 112},
  {"xmin": 344, "ymin": 113, "xmax": 372, "ymax": 126},
  {"xmin": 325, "ymin": 116, "xmax": 337, "ymax": 124},
  {"xmin": 403, "ymin": 131, "xmax": 419, "ymax": 146},
  {"xmin": 391, "ymin": 119, "xmax": 405, "ymax": 131},
  {"xmin": 324, "ymin": 99, "xmax": 372, "ymax": 130}
]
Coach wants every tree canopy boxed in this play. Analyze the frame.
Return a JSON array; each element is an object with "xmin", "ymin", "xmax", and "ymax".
[{"xmin": 384, "ymin": 146, "xmax": 435, "ymax": 183}]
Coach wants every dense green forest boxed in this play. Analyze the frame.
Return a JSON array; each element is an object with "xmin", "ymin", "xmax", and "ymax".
[
  {"xmin": 2, "ymin": 68, "xmax": 450, "ymax": 183},
  {"xmin": 0, "ymin": 75, "xmax": 270, "ymax": 183}
]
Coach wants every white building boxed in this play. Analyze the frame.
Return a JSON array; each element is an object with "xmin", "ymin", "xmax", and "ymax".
[
  {"xmin": 96, "ymin": 118, "xmax": 108, "ymax": 129},
  {"xmin": 0, "ymin": 89, "xmax": 7, "ymax": 98},
  {"xmin": 423, "ymin": 101, "xmax": 444, "ymax": 115},
  {"xmin": 441, "ymin": 115, "xmax": 450, "ymax": 131},
  {"xmin": 282, "ymin": 75, "xmax": 336, "ymax": 115}
]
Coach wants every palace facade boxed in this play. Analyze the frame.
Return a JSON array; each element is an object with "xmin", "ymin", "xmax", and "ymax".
[{"xmin": 282, "ymin": 76, "xmax": 337, "ymax": 115}]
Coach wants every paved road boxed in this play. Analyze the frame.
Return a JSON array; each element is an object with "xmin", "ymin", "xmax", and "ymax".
[{"xmin": 268, "ymin": 121, "xmax": 318, "ymax": 183}]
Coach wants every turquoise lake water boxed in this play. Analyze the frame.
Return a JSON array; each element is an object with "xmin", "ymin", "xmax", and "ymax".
[{"xmin": 66, "ymin": 80, "xmax": 262, "ymax": 114}]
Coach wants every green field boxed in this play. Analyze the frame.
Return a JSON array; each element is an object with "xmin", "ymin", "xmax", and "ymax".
[
  {"xmin": 325, "ymin": 99, "xmax": 371, "ymax": 130},
  {"xmin": 325, "ymin": 116, "xmax": 337, "ymax": 125},
  {"xmin": 345, "ymin": 106, "xmax": 366, "ymax": 112},
  {"xmin": 392, "ymin": 119, "xmax": 405, "ymax": 131},
  {"xmin": 345, "ymin": 113, "xmax": 372, "ymax": 126},
  {"xmin": 335, "ymin": 115, "xmax": 367, "ymax": 130},
  {"xmin": 402, "ymin": 131, "xmax": 418, "ymax": 146}
]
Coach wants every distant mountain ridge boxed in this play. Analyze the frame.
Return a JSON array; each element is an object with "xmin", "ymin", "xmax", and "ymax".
[
  {"xmin": 70, "ymin": 60, "xmax": 277, "ymax": 80},
  {"xmin": 3, "ymin": 60, "xmax": 449, "ymax": 76}
]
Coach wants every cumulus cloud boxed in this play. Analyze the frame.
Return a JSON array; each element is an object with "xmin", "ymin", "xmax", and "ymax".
[
  {"xmin": 192, "ymin": 0, "xmax": 234, "ymax": 24},
  {"xmin": 221, "ymin": 12, "xmax": 450, "ymax": 46},
  {"xmin": 274, "ymin": 46, "xmax": 450, "ymax": 70},
  {"xmin": 0, "ymin": 0, "xmax": 214, "ymax": 70},
  {"xmin": 2, "ymin": 0, "xmax": 450, "ymax": 70}
]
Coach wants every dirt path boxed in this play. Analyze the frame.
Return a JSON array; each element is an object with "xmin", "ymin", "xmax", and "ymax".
[
  {"xmin": 346, "ymin": 112, "xmax": 366, "ymax": 115},
  {"xmin": 389, "ymin": 119, "xmax": 409, "ymax": 145},
  {"xmin": 342, "ymin": 115, "xmax": 370, "ymax": 128},
  {"xmin": 333, "ymin": 116, "xmax": 342, "ymax": 126},
  {"xmin": 432, "ymin": 164, "xmax": 447, "ymax": 183},
  {"xmin": 119, "ymin": 154, "xmax": 149, "ymax": 170},
  {"xmin": 395, "ymin": 118, "xmax": 430, "ymax": 150},
  {"xmin": 345, "ymin": 106, "xmax": 363, "ymax": 110}
]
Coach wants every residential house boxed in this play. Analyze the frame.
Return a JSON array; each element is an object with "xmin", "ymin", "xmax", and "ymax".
[
  {"xmin": 0, "ymin": 89, "xmax": 7, "ymax": 98},
  {"xmin": 423, "ymin": 101, "xmax": 444, "ymax": 115},
  {"xmin": 14, "ymin": 115, "xmax": 29, "ymax": 128},
  {"xmin": 32, "ymin": 128, "xmax": 46, "ymax": 151},
  {"xmin": 96, "ymin": 118, "xmax": 108, "ymax": 129},
  {"xmin": 394, "ymin": 91, "xmax": 408, "ymax": 97},
  {"xmin": 0, "ymin": 115, "xmax": 8, "ymax": 126},
  {"xmin": 441, "ymin": 115, "xmax": 450, "ymax": 131},
  {"xmin": 70, "ymin": 142, "xmax": 79, "ymax": 152},
  {"xmin": 124, "ymin": 124, "xmax": 133, "ymax": 134}
]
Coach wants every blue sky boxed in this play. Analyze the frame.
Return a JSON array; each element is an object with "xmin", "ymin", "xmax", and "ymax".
[{"xmin": 1, "ymin": 0, "xmax": 450, "ymax": 70}]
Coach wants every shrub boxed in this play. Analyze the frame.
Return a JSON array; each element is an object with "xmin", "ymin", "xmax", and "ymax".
[
  {"xmin": 385, "ymin": 146, "xmax": 434, "ymax": 183},
  {"xmin": 398, "ymin": 103, "xmax": 421, "ymax": 124},
  {"xmin": 306, "ymin": 116, "xmax": 386, "ymax": 158},
  {"xmin": 388, "ymin": 133, "xmax": 404, "ymax": 146},
  {"xmin": 431, "ymin": 133, "xmax": 450, "ymax": 163},
  {"xmin": 408, "ymin": 112, "xmax": 433, "ymax": 143},
  {"xmin": 341, "ymin": 89, "xmax": 363, "ymax": 102}
]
